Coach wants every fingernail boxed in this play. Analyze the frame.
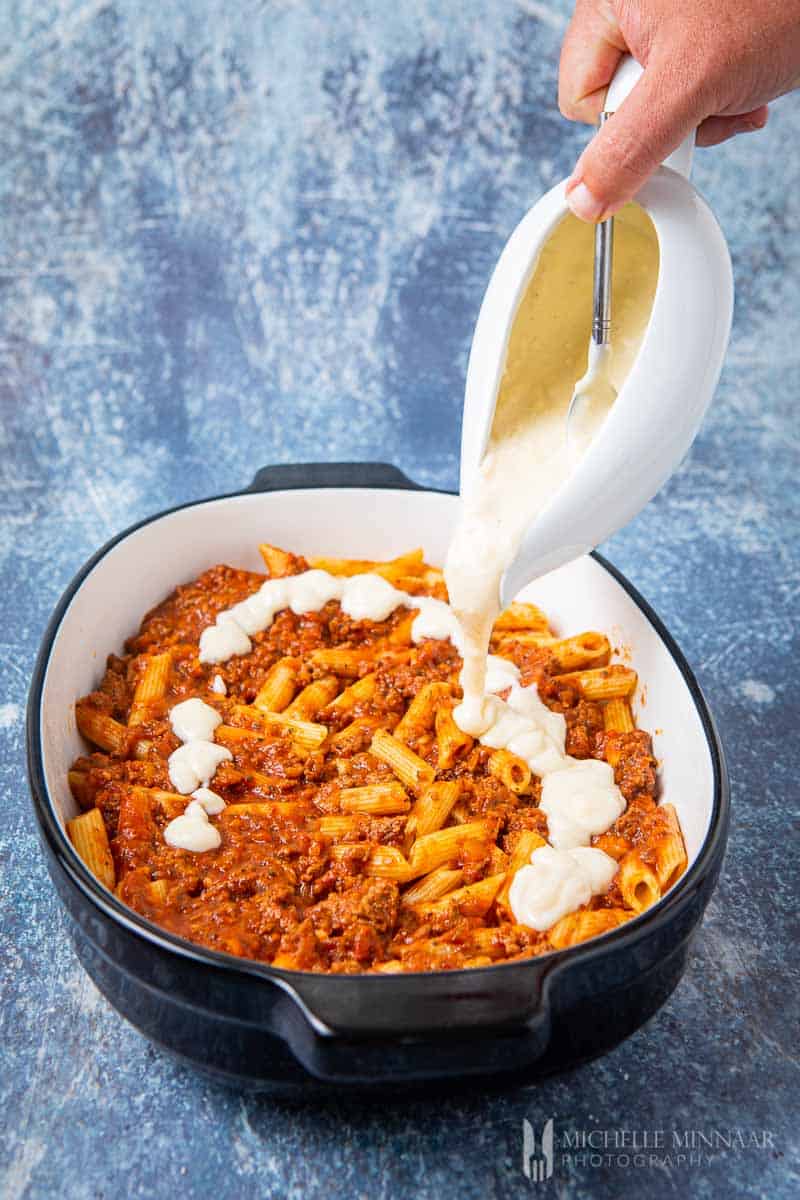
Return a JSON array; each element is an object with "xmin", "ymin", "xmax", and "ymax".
[{"xmin": 566, "ymin": 181, "xmax": 606, "ymax": 223}]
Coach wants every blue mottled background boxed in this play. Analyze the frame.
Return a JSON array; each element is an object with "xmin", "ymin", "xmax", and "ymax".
[{"xmin": 1, "ymin": 1, "xmax": 798, "ymax": 1197}]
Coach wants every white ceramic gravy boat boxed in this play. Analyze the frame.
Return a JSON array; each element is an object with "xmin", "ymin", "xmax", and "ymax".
[{"xmin": 459, "ymin": 57, "xmax": 733, "ymax": 606}]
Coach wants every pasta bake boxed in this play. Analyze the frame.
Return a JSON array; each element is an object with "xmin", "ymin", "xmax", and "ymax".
[{"xmin": 66, "ymin": 543, "xmax": 687, "ymax": 973}]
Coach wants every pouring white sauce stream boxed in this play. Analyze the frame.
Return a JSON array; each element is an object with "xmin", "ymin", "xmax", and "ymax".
[{"xmin": 445, "ymin": 205, "xmax": 658, "ymax": 735}]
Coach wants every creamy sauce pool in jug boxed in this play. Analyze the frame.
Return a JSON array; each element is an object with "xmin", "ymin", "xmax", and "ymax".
[{"xmin": 446, "ymin": 204, "xmax": 659, "ymax": 735}]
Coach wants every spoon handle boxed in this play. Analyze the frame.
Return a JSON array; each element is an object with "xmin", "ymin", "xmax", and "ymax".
[{"xmin": 591, "ymin": 112, "xmax": 614, "ymax": 346}]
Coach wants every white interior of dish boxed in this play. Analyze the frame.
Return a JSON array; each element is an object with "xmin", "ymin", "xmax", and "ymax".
[{"xmin": 39, "ymin": 487, "xmax": 714, "ymax": 867}]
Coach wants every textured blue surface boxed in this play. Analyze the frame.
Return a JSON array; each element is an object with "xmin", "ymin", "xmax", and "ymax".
[{"xmin": 1, "ymin": 2, "xmax": 799, "ymax": 1197}]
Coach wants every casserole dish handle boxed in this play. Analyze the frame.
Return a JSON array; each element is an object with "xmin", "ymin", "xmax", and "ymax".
[
  {"xmin": 246, "ymin": 461, "xmax": 427, "ymax": 493},
  {"xmin": 268, "ymin": 971, "xmax": 557, "ymax": 1084}
]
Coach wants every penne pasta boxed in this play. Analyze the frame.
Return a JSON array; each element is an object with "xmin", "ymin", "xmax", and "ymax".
[
  {"xmin": 68, "ymin": 769, "xmax": 91, "ymax": 809},
  {"xmin": 491, "ymin": 631, "xmax": 554, "ymax": 653},
  {"xmin": 592, "ymin": 830, "xmax": 631, "ymax": 861},
  {"xmin": 339, "ymin": 782, "xmax": 411, "ymax": 816},
  {"xmin": 317, "ymin": 815, "xmax": 362, "ymax": 839},
  {"xmin": 328, "ymin": 715, "xmax": 382, "ymax": 753},
  {"xmin": 548, "ymin": 631, "xmax": 611, "ymax": 673},
  {"xmin": 414, "ymin": 873, "xmax": 506, "ymax": 920},
  {"xmin": 216, "ymin": 724, "xmax": 267, "ymax": 745},
  {"xmin": 307, "ymin": 548, "xmax": 425, "ymax": 581},
  {"xmin": 493, "ymin": 602, "xmax": 551, "ymax": 632},
  {"xmin": 67, "ymin": 808, "xmax": 116, "ymax": 890},
  {"xmin": 323, "ymin": 671, "xmax": 377, "ymax": 718},
  {"xmin": 253, "ymin": 658, "xmax": 298, "ymax": 713},
  {"xmin": 223, "ymin": 801, "xmax": 308, "ymax": 821},
  {"xmin": 434, "ymin": 705, "xmax": 473, "ymax": 769},
  {"xmin": 617, "ymin": 851, "xmax": 661, "ymax": 913},
  {"xmin": 129, "ymin": 651, "xmax": 173, "ymax": 725},
  {"xmin": 401, "ymin": 866, "xmax": 464, "ymax": 906},
  {"xmin": 240, "ymin": 768, "xmax": 299, "ymax": 792},
  {"xmin": 76, "ymin": 705, "xmax": 127, "ymax": 755},
  {"xmin": 330, "ymin": 844, "xmax": 415, "ymax": 882},
  {"xmin": 405, "ymin": 780, "xmax": 461, "ymax": 842},
  {"xmin": 309, "ymin": 647, "xmax": 377, "ymax": 676},
  {"xmin": 408, "ymin": 820, "xmax": 492, "ymax": 876},
  {"xmin": 223, "ymin": 708, "xmax": 327, "ymax": 752},
  {"xmin": 651, "ymin": 804, "xmax": 688, "ymax": 890},
  {"xmin": 555, "ymin": 664, "xmax": 638, "ymax": 700},
  {"xmin": 260, "ymin": 712, "xmax": 329, "ymax": 752},
  {"xmin": 131, "ymin": 786, "xmax": 187, "ymax": 819},
  {"xmin": 258, "ymin": 543, "xmax": 296, "ymax": 578},
  {"xmin": 548, "ymin": 907, "xmax": 629, "ymax": 950},
  {"xmin": 393, "ymin": 681, "xmax": 451, "ymax": 744},
  {"xmin": 488, "ymin": 844, "xmax": 510, "ymax": 875},
  {"xmin": 387, "ymin": 611, "xmax": 418, "ymax": 645},
  {"xmin": 487, "ymin": 748, "xmax": 532, "ymax": 794},
  {"xmin": 370, "ymin": 728, "xmax": 435, "ymax": 794},
  {"xmin": 145, "ymin": 878, "xmax": 170, "ymax": 905},
  {"xmin": 284, "ymin": 675, "xmax": 340, "ymax": 720},
  {"xmin": 603, "ymin": 696, "xmax": 636, "ymax": 733}
]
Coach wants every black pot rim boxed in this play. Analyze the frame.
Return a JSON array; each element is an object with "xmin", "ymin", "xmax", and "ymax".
[{"xmin": 26, "ymin": 465, "xmax": 729, "ymax": 1004}]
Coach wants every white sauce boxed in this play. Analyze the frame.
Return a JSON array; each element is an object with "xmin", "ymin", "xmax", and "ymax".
[
  {"xmin": 199, "ymin": 621, "xmax": 251, "ymax": 665},
  {"xmin": 461, "ymin": 661, "xmax": 626, "ymax": 849},
  {"xmin": 169, "ymin": 697, "xmax": 222, "ymax": 743},
  {"xmin": 164, "ymin": 702, "xmax": 229, "ymax": 851},
  {"xmin": 167, "ymin": 740, "xmax": 232, "ymax": 794},
  {"xmin": 211, "ymin": 674, "xmax": 227, "ymax": 695},
  {"xmin": 191, "ymin": 787, "xmax": 226, "ymax": 815},
  {"xmin": 164, "ymin": 800, "xmax": 222, "ymax": 852},
  {"xmin": 197, "ymin": 570, "xmax": 465, "ymax": 665},
  {"xmin": 508, "ymin": 844, "xmax": 618, "ymax": 931},
  {"xmin": 540, "ymin": 761, "xmax": 626, "ymax": 850},
  {"xmin": 340, "ymin": 573, "xmax": 403, "ymax": 622}
]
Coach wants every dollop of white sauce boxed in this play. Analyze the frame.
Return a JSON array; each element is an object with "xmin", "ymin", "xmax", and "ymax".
[
  {"xmin": 169, "ymin": 697, "xmax": 222, "ymax": 743},
  {"xmin": 199, "ymin": 621, "xmax": 251, "ymax": 664},
  {"xmin": 409, "ymin": 598, "xmax": 465, "ymax": 651},
  {"xmin": 508, "ymin": 844, "xmax": 618, "ymax": 931},
  {"xmin": 168, "ymin": 740, "xmax": 232, "ymax": 794},
  {"xmin": 164, "ymin": 799, "xmax": 222, "ymax": 852},
  {"xmin": 211, "ymin": 674, "xmax": 227, "ymax": 695},
  {"xmin": 450, "ymin": 657, "xmax": 626, "ymax": 883},
  {"xmin": 539, "ymin": 760, "xmax": 626, "ymax": 850},
  {"xmin": 287, "ymin": 569, "xmax": 344, "ymax": 613},
  {"xmin": 340, "ymin": 573, "xmax": 402, "ymax": 622},
  {"xmin": 191, "ymin": 786, "xmax": 226, "ymax": 815},
  {"xmin": 164, "ymin": 695, "xmax": 230, "ymax": 852}
]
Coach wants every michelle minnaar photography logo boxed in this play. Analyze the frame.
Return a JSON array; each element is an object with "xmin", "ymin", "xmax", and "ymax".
[
  {"xmin": 522, "ymin": 1118, "xmax": 554, "ymax": 1182},
  {"xmin": 521, "ymin": 1117, "xmax": 776, "ymax": 1181}
]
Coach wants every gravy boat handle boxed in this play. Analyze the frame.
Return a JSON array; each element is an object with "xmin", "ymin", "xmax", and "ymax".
[{"xmin": 605, "ymin": 54, "xmax": 696, "ymax": 180}]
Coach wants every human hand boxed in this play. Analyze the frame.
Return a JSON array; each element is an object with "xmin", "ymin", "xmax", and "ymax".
[{"xmin": 559, "ymin": 0, "xmax": 800, "ymax": 221}]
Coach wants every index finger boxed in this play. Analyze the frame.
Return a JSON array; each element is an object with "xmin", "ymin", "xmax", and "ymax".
[{"xmin": 559, "ymin": 0, "xmax": 628, "ymax": 124}]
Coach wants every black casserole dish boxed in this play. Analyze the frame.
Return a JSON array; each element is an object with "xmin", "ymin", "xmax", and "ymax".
[{"xmin": 27, "ymin": 462, "xmax": 729, "ymax": 1092}]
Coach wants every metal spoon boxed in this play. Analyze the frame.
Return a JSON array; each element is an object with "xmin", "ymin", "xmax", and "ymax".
[{"xmin": 566, "ymin": 112, "xmax": 618, "ymax": 454}]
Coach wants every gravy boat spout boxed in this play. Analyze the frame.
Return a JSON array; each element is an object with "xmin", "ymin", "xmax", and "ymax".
[{"xmin": 459, "ymin": 167, "xmax": 733, "ymax": 608}]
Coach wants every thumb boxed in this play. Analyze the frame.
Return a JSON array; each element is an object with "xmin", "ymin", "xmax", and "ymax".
[{"xmin": 566, "ymin": 58, "xmax": 704, "ymax": 221}]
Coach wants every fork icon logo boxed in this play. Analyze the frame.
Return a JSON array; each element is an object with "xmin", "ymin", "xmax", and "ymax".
[{"xmin": 522, "ymin": 1117, "xmax": 555, "ymax": 1183}]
